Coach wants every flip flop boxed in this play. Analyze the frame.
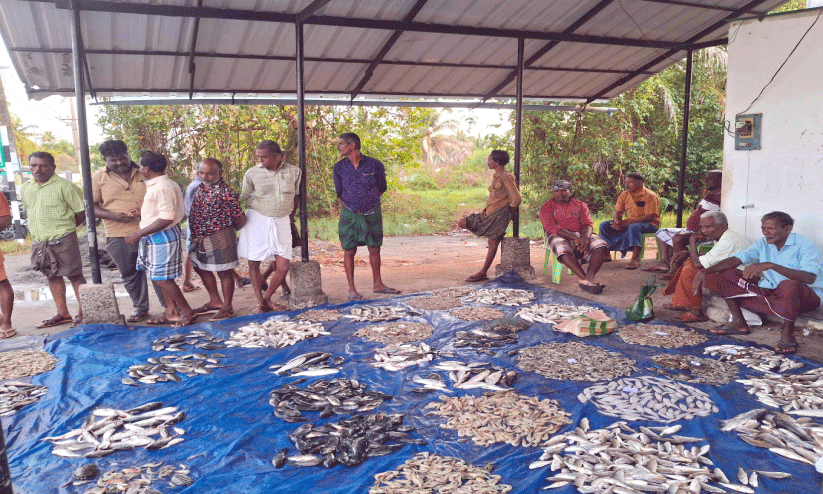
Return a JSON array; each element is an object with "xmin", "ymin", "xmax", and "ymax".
[
  {"xmin": 250, "ymin": 305, "xmax": 271, "ymax": 315},
  {"xmin": 172, "ymin": 314, "xmax": 198, "ymax": 328},
  {"xmin": 625, "ymin": 262, "xmax": 640, "ymax": 270},
  {"xmin": 70, "ymin": 315, "xmax": 84, "ymax": 328},
  {"xmin": 774, "ymin": 341, "xmax": 798, "ymax": 355},
  {"xmin": 374, "ymin": 287, "xmax": 401, "ymax": 294},
  {"xmin": 0, "ymin": 328, "xmax": 16, "ymax": 339},
  {"xmin": 677, "ymin": 312, "xmax": 709, "ymax": 323},
  {"xmin": 193, "ymin": 304, "xmax": 221, "ymax": 314},
  {"xmin": 146, "ymin": 315, "xmax": 172, "ymax": 325},
  {"xmin": 663, "ymin": 303, "xmax": 689, "ymax": 312},
  {"xmin": 182, "ymin": 285, "xmax": 200, "ymax": 293},
  {"xmin": 465, "ymin": 274, "xmax": 489, "ymax": 282},
  {"xmin": 348, "ymin": 294, "xmax": 364, "ymax": 302},
  {"xmin": 209, "ymin": 309, "xmax": 235, "ymax": 321},
  {"xmin": 709, "ymin": 324, "xmax": 751, "ymax": 335},
  {"xmin": 36, "ymin": 315, "xmax": 73, "ymax": 329},
  {"xmin": 579, "ymin": 282, "xmax": 604, "ymax": 295},
  {"xmin": 127, "ymin": 311, "xmax": 148, "ymax": 323}
]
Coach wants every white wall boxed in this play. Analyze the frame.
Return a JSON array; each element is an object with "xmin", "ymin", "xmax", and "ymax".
[{"xmin": 723, "ymin": 9, "xmax": 823, "ymax": 243}]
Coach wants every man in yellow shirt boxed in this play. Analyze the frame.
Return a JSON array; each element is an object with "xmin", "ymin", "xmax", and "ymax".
[{"xmin": 598, "ymin": 172, "xmax": 660, "ymax": 270}]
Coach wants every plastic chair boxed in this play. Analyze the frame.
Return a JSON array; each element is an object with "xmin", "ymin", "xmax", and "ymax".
[
  {"xmin": 612, "ymin": 197, "xmax": 670, "ymax": 261},
  {"xmin": 543, "ymin": 236, "xmax": 572, "ymax": 284}
]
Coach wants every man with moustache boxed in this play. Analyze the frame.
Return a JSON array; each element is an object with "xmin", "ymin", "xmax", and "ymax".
[{"xmin": 598, "ymin": 172, "xmax": 660, "ymax": 270}]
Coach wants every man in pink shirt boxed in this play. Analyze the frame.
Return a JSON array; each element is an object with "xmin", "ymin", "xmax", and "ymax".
[{"xmin": 539, "ymin": 180, "xmax": 608, "ymax": 294}]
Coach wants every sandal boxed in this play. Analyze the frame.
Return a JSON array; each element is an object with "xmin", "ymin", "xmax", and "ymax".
[
  {"xmin": 578, "ymin": 282, "xmax": 604, "ymax": 295},
  {"xmin": 127, "ymin": 311, "xmax": 148, "ymax": 323},
  {"xmin": 193, "ymin": 304, "xmax": 221, "ymax": 314},
  {"xmin": 36, "ymin": 314, "xmax": 73, "ymax": 329},
  {"xmin": 774, "ymin": 341, "xmax": 798, "ymax": 355},
  {"xmin": 625, "ymin": 261, "xmax": 640, "ymax": 270},
  {"xmin": 677, "ymin": 312, "xmax": 709, "ymax": 323},
  {"xmin": 0, "ymin": 328, "xmax": 16, "ymax": 339},
  {"xmin": 663, "ymin": 303, "xmax": 689, "ymax": 312},
  {"xmin": 250, "ymin": 305, "xmax": 271, "ymax": 315},
  {"xmin": 209, "ymin": 309, "xmax": 235, "ymax": 321},
  {"xmin": 146, "ymin": 315, "xmax": 172, "ymax": 325},
  {"xmin": 70, "ymin": 315, "xmax": 84, "ymax": 328},
  {"xmin": 709, "ymin": 324, "xmax": 751, "ymax": 335},
  {"xmin": 465, "ymin": 274, "xmax": 489, "ymax": 282},
  {"xmin": 172, "ymin": 314, "xmax": 198, "ymax": 328}
]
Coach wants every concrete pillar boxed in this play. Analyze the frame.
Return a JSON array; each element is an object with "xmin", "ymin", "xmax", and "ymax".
[
  {"xmin": 78, "ymin": 283, "xmax": 125, "ymax": 325},
  {"xmin": 495, "ymin": 237, "xmax": 535, "ymax": 279},
  {"xmin": 288, "ymin": 260, "xmax": 328, "ymax": 310}
]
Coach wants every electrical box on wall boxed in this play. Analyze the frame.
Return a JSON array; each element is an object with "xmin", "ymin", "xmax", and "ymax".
[{"xmin": 735, "ymin": 113, "xmax": 761, "ymax": 150}]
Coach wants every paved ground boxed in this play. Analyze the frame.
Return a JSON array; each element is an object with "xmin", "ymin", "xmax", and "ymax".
[{"xmin": 4, "ymin": 232, "xmax": 822, "ymax": 361}]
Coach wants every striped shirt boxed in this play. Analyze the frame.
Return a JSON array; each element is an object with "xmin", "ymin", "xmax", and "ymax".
[
  {"xmin": 20, "ymin": 174, "xmax": 85, "ymax": 242},
  {"xmin": 240, "ymin": 162, "xmax": 301, "ymax": 218}
]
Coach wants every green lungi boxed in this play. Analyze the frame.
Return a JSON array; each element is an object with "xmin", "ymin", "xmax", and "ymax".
[{"xmin": 338, "ymin": 204, "xmax": 383, "ymax": 250}]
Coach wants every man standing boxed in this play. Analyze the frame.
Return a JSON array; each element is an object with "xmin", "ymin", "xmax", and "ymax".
[
  {"xmin": 334, "ymin": 132, "xmax": 400, "ymax": 299},
  {"xmin": 21, "ymin": 152, "xmax": 86, "ymax": 328},
  {"xmin": 125, "ymin": 151, "xmax": 196, "ymax": 327},
  {"xmin": 239, "ymin": 140, "xmax": 301, "ymax": 313},
  {"xmin": 0, "ymin": 193, "xmax": 15, "ymax": 337},
  {"xmin": 539, "ymin": 180, "xmax": 608, "ymax": 294},
  {"xmin": 598, "ymin": 172, "xmax": 660, "ymax": 270},
  {"xmin": 704, "ymin": 211, "xmax": 823, "ymax": 354},
  {"xmin": 662, "ymin": 211, "xmax": 749, "ymax": 323},
  {"xmin": 458, "ymin": 150, "xmax": 521, "ymax": 283},
  {"xmin": 188, "ymin": 158, "xmax": 246, "ymax": 321}
]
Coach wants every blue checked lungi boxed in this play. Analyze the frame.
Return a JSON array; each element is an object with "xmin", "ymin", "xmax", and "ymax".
[
  {"xmin": 598, "ymin": 220, "xmax": 657, "ymax": 257},
  {"xmin": 137, "ymin": 225, "xmax": 183, "ymax": 281}
]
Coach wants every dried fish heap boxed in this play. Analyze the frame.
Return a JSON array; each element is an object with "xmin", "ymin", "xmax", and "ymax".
[
  {"xmin": 532, "ymin": 420, "xmax": 749, "ymax": 494},
  {"xmin": 704, "ymin": 344, "xmax": 804, "ymax": 373},
  {"xmin": 344, "ymin": 305, "xmax": 408, "ymax": 322},
  {"xmin": 354, "ymin": 321, "xmax": 434, "ymax": 345},
  {"xmin": 426, "ymin": 390, "xmax": 572, "ymax": 447},
  {"xmin": 295, "ymin": 309, "xmax": 342, "ymax": 322},
  {"xmin": 517, "ymin": 342, "xmax": 637, "ymax": 381},
  {"xmin": 453, "ymin": 326, "xmax": 519, "ymax": 354},
  {"xmin": 0, "ymin": 381, "xmax": 48, "ymax": 416},
  {"xmin": 0, "ymin": 349, "xmax": 57, "ymax": 380},
  {"xmin": 41, "ymin": 401, "xmax": 186, "ymax": 458},
  {"xmin": 433, "ymin": 286, "xmax": 474, "ymax": 298},
  {"xmin": 579, "ymin": 376, "xmax": 718, "ymax": 423},
  {"xmin": 450, "ymin": 306, "xmax": 504, "ymax": 321},
  {"xmin": 515, "ymin": 304, "xmax": 596, "ymax": 324},
  {"xmin": 74, "ymin": 462, "xmax": 193, "ymax": 492},
  {"xmin": 617, "ymin": 323, "xmax": 707, "ymax": 348},
  {"xmin": 463, "ymin": 288, "xmax": 535, "ymax": 306},
  {"xmin": 151, "ymin": 330, "xmax": 226, "ymax": 351},
  {"xmin": 226, "ymin": 319, "xmax": 329, "ymax": 348},
  {"xmin": 739, "ymin": 368, "xmax": 823, "ymax": 415},
  {"xmin": 485, "ymin": 317, "xmax": 530, "ymax": 333},
  {"xmin": 406, "ymin": 296, "xmax": 462, "ymax": 310},
  {"xmin": 650, "ymin": 354, "xmax": 739, "ymax": 385},
  {"xmin": 270, "ymin": 377, "xmax": 391, "ymax": 422},
  {"xmin": 370, "ymin": 452, "xmax": 512, "ymax": 494},
  {"xmin": 720, "ymin": 407, "xmax": 823, "ymax": 466},
  {"xmin": 372, "ymin": 342, "xmax": 435, "ymax": 371},
  {"xmin": 269, "ymin": 351, "xmax": 345, "ymax": 377},
  {"xmin": 123, "ymin": 353, "xmax": 226, "ymax": 385},
  {"xmin": 281, "ymin": 412, "xmax": 423, "ymax": 468}
]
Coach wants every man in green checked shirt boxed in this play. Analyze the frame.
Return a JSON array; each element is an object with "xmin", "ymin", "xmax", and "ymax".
[{"xmin": 21, "ymin": 152, "xmax": 87, "ymax": 328}]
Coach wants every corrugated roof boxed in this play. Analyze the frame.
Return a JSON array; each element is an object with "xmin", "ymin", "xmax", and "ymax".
[{"xmin": 0, "ymin": 0, "xmax": 790, "ymax": 103}]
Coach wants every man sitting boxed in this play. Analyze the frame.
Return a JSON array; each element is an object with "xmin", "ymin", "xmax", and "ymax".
[
  {"xmin": 598, "ymin": 172, "xmax": 660, "ymax": 270},
  {"xmin": 662, "ymin": 211, "xmax": 749, "ymax": 323},
  {"xmin": 539, "ymin": 180, "xmax": 608, "ymax": 294},
  {"xmin": 704, "ymin": 211, "xmax": 823, "ymax": 354}
]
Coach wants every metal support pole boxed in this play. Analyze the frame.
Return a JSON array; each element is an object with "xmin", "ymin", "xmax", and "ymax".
[
  {"xmin": 295, "ymin": 21, "xmax": 309, "ymax": 262},
  {"xmin": 513, "ymin": 37, "xmax": 524, "ymax": 238},
  {"xmin": 676, "ymin": 49, "xmax": 693, "ymax": 229},
  {"xmin": 70, "ymin": 1, "xmax": 101, "ymax": 283}
]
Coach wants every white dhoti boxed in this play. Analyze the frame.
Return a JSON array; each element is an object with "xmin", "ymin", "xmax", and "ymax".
[{"xmin": 238, "ymin": 209, "xmax": 293, "ymax": 261}]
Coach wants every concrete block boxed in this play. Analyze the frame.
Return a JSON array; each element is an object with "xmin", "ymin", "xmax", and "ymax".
[
  {"xmin": 79, "ymin": 283, "xmax": 125, "ymax": 325},
  {"xmin": 495, "ymin": 237, "xmax": 535, "ymax": 279},
  {"xmin": 288, "ymin": 260, "xmax": 328, "ymax": 310}
]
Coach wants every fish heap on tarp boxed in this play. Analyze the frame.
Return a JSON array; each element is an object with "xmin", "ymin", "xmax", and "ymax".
[{"xmin": 2, "ymin": 272, "xmax": 823, "ymax": 493}]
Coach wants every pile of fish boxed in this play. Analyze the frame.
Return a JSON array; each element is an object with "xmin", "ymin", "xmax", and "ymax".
[
  {"xmin": 532, "ymin": 420, "xmax": 750, "ymax": 494},
  {"xmin": 269, "ymin": 377, "xmax": 390, "ymax": 422},
  {"xmin": 486, "ymin": 317, "xmax": 530, "ymax": 333},
  {"xmin": 451, "ymin": 306, "xmax": 504, "ymax": 321},
  {"xmin": 295, "ymin": 309, "xmax": 342, "ymax": 322},
  {"xmin": 279, "ymin": 412, "xmax": 423, "ymax": 468},
  {"xmin": 0, "ymin": 349, "xmax": 57, "ymax": 380},
  {"xmin": 42, "ymin": 401, "xmax": 186, "ymax": 458},
  {"xmin": 150, "ymin": 330, "xmax": 226, "ymax": 352},
  {"xmin": 370, "ymin": 452, "xmax": 512, "ymax": 494},
  {"xmin": 72, "ymin": 462, "xmax": 193, "ymax": 493},
  {"xmin": 516, "ymin": 342, "xmax": 637, "ymax": 381},
  {"xmin": 433, "ymin": 286, "xmax": 474, "ymax": 298},
  {"xmin": 354, "ymin": 321, "xmax": 434, "ymax": 344},
  {"xmin": 515, "ymin": 304, "xmax": 596, "ymax": 324},
  {"xmin": 269, "ymin": 351, "xmax": 344, "ymax": 377},
  {"xmin": 720, "ymin": 407, "xmax": 823, "ymax": 466},
  {"xmin": 372, "ymin": 342, "xmax": 435, "ymax": 371},
  {"xmin": 704, "ymin": 344, "xmax": 803, "ymax": 373},
  {"xmin": 0, "ymin": 381, "xmax": 48, "ymax": 416},
  {"xmin": 650, "ymin": 354, "xmax": 739, "ymax": 385},
  {"xmin": 463, "ymin": 288, "xmax": 535, "ymax": 306},
  {"xmin": 426, "ymin": 390, "xmax": 572, "ymax": 447},
  {"xmin": 617, "ymin": 323, "xmax": 707, "ymax": 348},
  {"xmin": 344, "ymin": 305, "xmax": 408, "ymax": 322},
  {"xmin": 123, "ymin": 353, "xmax": 226, "ymax": 385},
  {"xmin": 411, "ymin": 361, "xmax": 516, "ymax": 393},
  {"xmin": 453, "ymin": 326, "xmax": 519, "ymax": 354},
  {"xmin": 406, "ymin": 296, "xmax": 461, "ymax": 310},
  {"xmin": 226, "ymin": 319, "xmax": 329, "ymax": 348},
  {"xmin": 579, "ymin": 376, "xmax": 718, "ymax": 423},
  {"xmin": 739, "ymin": 368, "xmax": 823, "ymax": 414}
]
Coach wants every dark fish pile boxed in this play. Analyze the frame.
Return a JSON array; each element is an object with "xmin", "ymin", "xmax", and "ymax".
[
  {"xmin": 269, "ymin": 377, "xmax": 391, "ymax": 422},
  {"xmin": 704, "ymin": 344, "xmax": 803, "ymax": 373},
  {"xmin": 123, "ymin": 353, "xmax": 226, "ymax": 385},
  {"xmin": 0, "ymin": 381, "xmax": 48, "ymax": 416},
  {"xmin": 720, "ymin": 408, "xmax": 823, "ymax": 466},
  {"xmin": 295, "ymin": 309, "xmax": 342, "ymax": 322},
  {"xmin": 151, "ymin": 330, "xmax": 226, "ymax": 352},
  {"xmin": 406, "ymin": 296, "xmax": 462, "ymax": 310},
  {"xmin": 0, "ymin": 349, "xmax": 57, "ymax": 380},
  {"xmin": 453, "ymin": 327, "xmax": 519, "ymax": 355},
  {"xmin": 370, "ymin": 452, "xmax": 512, "ymax": 493},
  {"xmin": 354, "ymin": 321, "xmax": 434, "ymax": 345},
  {"xmin": 269, "ymin": 351, "xmax": 345, "ymax": 377},
  {"xmin": 516, "ymin": 342, "xmax": 637, "ymax": 381},
  {"xmin": 650, "ymin": 354, "xmax": 739, "ymax": 385},
  {"xmin": 76, "ymin": 462, "xmax": 193, "ymax": 493},
  {"xmin": 41, "ymin": 401, "xmax": 186, "ymax": 458},
  {"xmin": 277, "ymin": 412, "xmax": 423, "ymax": 468},
  {"xmin": 485, "ymin": 317, "xmax": 530, "ymax": 333},
  {"xmin": 617, "ymin": 323, "xmax": 707, "ymax": 348}
]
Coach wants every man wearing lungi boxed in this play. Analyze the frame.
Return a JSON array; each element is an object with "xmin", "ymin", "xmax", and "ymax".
[
  {"xmin": 458, "ymin": 150, "xmax": 521, "ymax": 283},
  {"xmin": 598, "ymin": 172, "xmax": 660, "ymax": 270},
  {"xmin": 188, "ymin": 158, "xmax": 246, "ymax": 321},
  {"xmin": 703, "ymin": 211, "xmax": 823, "ymax": 354},
  {"xmin": 125, "ymin": 151, "xmax": 196, "ymax": 327},
  {"xmin": 334, "ymin": 132, "xmax": 400, "ymax": 300},
  {"xmin": 662, "ymin": 211, "xmax": 749, "ymax": 323},
  {"xmin": 539, "ymin": 180, "xmax": 608, "ymax": 294},
  {"xmin": 239, "ymin": 140, "xmax": 301, "ymax": 313},
  {"xmin": 0, "ymin": 193, "xmax": 16, "ymax": 338},
  {"xmin": 22, "ymin": 152, "xmax": 86, "ymax": 329}
]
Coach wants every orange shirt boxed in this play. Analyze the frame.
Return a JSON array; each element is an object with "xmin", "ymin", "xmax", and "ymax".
[
  {"xmin": 92, "ymin": 166, "xmax": 147, "ymax": 237},
  {"xmin": 615, "ymin": 187, "xmax": 660, "ymax": 227}
]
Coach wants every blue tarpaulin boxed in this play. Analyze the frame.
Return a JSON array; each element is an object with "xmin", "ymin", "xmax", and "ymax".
[{"xmin": 4, "ymin": 273, "xmax": 823, "ymax": 493}]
